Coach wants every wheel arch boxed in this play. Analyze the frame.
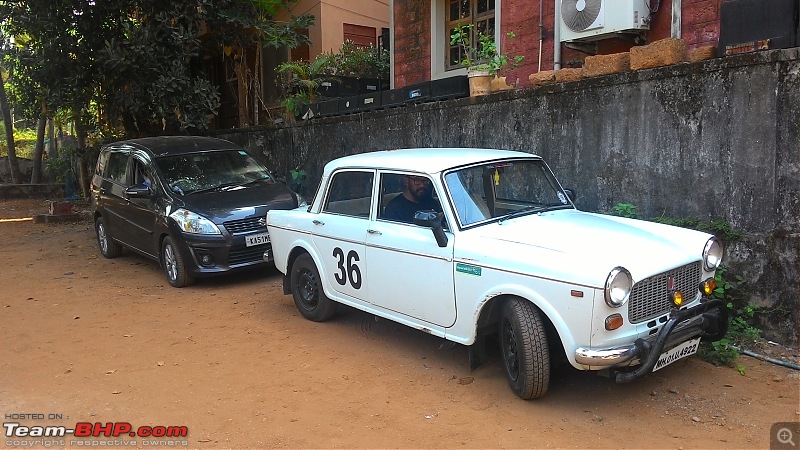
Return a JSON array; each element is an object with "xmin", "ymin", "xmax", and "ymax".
[{"xmin": 474, "ymin": 291, "xmax": 575, "ymax": 363}]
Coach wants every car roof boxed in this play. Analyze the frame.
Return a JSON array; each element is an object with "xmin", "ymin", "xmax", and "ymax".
[
  {"xmin": 325, "ymin": 148, "xmax": 541, "ymax": 175},
  {"xmin": 106, "ymin": 136, "xmax": 242, "ymax": 157}
]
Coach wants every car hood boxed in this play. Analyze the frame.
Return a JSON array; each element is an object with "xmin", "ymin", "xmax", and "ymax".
[
  {"xmin": 174, "ymin": 181, "xmax": 296, "ymax": 223},
  {"xmin": 461, "ymin": 209, "xmax": 712, "ymax": 287}
]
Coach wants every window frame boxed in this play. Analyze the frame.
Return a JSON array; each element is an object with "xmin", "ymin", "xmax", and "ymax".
[{"xmin": 431, "ymin": 0, "xmax": 501, "ymax": 80}]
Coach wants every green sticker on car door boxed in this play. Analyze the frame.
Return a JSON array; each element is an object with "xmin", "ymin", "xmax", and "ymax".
[{"xmin": 456, "ymin": 263, "xmax": 481, "ymax": 276}]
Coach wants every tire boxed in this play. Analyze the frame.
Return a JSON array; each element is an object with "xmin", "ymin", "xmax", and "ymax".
[
  {"xmin": 499, "ymin": 298, "xmax": 550, "ymax": 399},
  {"xmin": 95, "ymin": 216, "xmax": 122, "ymax": 258},
  {"xmin": 162, "ymin": 236, "xmax": 193, "ymax": 288},
  {"xmin": 290, "ymin": 253, "xmax": 336, "ymax": 322}
]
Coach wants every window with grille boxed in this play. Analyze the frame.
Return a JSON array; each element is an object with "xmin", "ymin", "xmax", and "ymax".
[{"xmin": 446, "ymin": 0, "xmax": 496, "ymax": 70}]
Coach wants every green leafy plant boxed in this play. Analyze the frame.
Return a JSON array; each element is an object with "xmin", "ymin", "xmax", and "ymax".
[
  {"xmin": 449, "ymin": 24, "xmax": 524, "ymax": 75},
  {"xmin": 287, "ymin": 167, "xmax": 307, "ymax": 194},
  {"xmin": 611, "ymin": 202, "xmax": 638, "ymax": 218}
]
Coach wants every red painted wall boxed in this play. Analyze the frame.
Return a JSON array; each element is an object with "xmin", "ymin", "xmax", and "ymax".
[
  {"xmin": 392, "ymin": 0, "xmax": 432, "ymax": 87},
  {"xmin": 393, "ymin": 0, "xmax": 724, "ymax": 88}
]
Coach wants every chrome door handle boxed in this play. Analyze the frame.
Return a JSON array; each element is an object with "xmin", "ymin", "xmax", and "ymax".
[
  {"xmin": 367, "ymin": 229, "xmax": 382, "ymax": 235},
  {"xmin": 312, "ymin": 220, "xmax": 325, "ymax": 225}
]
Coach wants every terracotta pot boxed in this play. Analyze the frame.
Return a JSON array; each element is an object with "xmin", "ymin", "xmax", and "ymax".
[{"xmin": 467, "ymin": 69, "xmax": 492, "ymax": 96}]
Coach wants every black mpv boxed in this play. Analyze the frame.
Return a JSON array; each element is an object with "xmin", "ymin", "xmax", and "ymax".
[{"xmin": 91, "ymin": 136, "xmax": 300, "ymax": 287}]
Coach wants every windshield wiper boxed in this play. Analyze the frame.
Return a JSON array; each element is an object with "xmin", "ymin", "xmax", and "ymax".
[
  {"xmin": 498, "ymin": 204, "xmax": 571, "ymax": 224},
  {"xmin": 188, "ymin": 182, "xmax": 240, "ymax": 195}
]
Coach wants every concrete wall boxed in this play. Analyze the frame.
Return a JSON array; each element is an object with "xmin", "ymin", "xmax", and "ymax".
[{"xmin": 217, "ymin": 48, "xmax": 799, "ymax": 345}]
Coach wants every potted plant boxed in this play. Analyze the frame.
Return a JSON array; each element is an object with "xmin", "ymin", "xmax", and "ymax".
[{"xmin": 450, "ymin": 24, "xmax": 524, "ymax": 95}]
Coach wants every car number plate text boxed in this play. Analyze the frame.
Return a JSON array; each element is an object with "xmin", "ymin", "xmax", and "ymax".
[
  {"xmin": 245, "ymin": 232, "xmax": 270, "ymax": 247},
  {"xmin": 652, "ymin": 337, "xmax": 701, "ymax": 372}
]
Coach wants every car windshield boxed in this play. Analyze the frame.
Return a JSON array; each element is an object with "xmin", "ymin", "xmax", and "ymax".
[
  {"xmin": 443, "ymin": 158, "xmax": 573, "ymax": 227},
  {"xmin": 157, "ymin": 150, "xmax": 273, "ymax": 195}
]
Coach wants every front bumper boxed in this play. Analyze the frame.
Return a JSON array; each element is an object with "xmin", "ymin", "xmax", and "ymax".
[{"xmin": 574, "ymin": 299, "xmax": 728, "ymax": 382}]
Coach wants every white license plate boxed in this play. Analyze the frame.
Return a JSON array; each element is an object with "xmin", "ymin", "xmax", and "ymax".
[
  {"xmin": 652, "ymin": 337, "xmax": 701, "ymax": 372},
  {"xmin": 245, "ymin": 232, "xmax": 270, "ymax": 247}
]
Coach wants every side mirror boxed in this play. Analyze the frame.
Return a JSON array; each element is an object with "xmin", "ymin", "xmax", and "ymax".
[
  {"xmin": 563, "ymin": 188, "xmax": 577, "ymax": 203},
  {"xmin": 413, "ymin": 210, "xmax": 448, "ymax": 247},
  {"xmin": 125, "ymin": 184, "xmax": 153, "ymax": 198}
]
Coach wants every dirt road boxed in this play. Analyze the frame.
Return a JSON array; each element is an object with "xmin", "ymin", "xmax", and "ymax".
[{"xmin": 1, "ymin": 199, "xmax": 798, "ymax": 449}]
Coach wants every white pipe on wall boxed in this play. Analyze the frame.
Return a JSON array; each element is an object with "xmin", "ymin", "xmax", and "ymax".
[
  {"xmin": 554, "ymin": 0, "xmax": 561, "ymax": 70},
  {"xmin": 672, "ymin": 0, "xmax": 682, "ymax": 39}
]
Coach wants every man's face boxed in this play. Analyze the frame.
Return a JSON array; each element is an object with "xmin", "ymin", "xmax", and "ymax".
[{"xmin": 405, "ymin": 176, "xmax": 431, "ymax": 202}]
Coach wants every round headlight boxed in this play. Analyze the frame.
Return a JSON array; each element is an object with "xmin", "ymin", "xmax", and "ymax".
[
  {"xmin": 605, "ymin": 267, "xmax": 633, "ymax": 307},
  {"xmin": 702, "ymin": 238, "xmax": 724, "ymax": 271}
]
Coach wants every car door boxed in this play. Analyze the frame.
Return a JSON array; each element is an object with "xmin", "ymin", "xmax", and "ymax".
[
  {"xmin": 99, "ymin": 147, "xmax": 133, "ymax": 244},
  {"xmin": 116, "ymin": 151, "xmax": 160, "ymax": 258},
  {"xmin": 365, "ymin": 171, "xmax": 456, "ymax": 327},
  {"xmin": 311, "ymin": 170, "xmax": 374, "ymax": 302}
]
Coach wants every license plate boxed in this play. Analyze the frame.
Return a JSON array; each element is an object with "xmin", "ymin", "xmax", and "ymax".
[
  {"xmin": 652, "ymin": 337, "xmax": 701, "ymax": 372},
  {"xmin": 245, "ymin": 232, "xmax": 270, "ymax": 247}
]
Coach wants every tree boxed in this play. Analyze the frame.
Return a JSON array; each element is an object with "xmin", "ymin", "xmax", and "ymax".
[{"xmin": 0, "ymin": 66, "xmax": 23, "ymax": 183}]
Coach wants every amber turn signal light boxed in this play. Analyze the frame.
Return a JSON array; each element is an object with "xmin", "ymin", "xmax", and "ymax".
[
  {"xmin": 672, "ymin": 291, "xmax": 684, "ymax": 307},
  {"xmin": 701, "ymin": 277, "xmax": 717, "ymax": 296},
  {"xmin": 605, "ymin": 314, "xmax": 624, "ymax": 331}
]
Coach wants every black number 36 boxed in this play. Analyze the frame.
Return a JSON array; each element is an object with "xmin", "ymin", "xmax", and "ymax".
[{"xmin": 332, "ymin": 247, "xmax": 362, "ymax": 289}]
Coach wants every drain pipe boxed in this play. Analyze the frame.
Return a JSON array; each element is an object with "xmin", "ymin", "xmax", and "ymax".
[
  {"xmin": 538, "ymin": 0, "xmax": 544, "ymax": 72},
  {"xmin": 737, "ymin": 347, "xmax": 800, "ymax": 371},
  {"xmin": 553, "ymin": 0, "xmax": 561, "ymax": 70}
]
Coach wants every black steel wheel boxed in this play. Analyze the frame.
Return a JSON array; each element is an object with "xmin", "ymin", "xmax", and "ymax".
[
  {"xmin": 290, "ymin": 253, "xmax": 336, "ymax": 322},
  {"xmin": 499, "ymin": 298, "xmax": 550, "ymax": 399},
  {"xmin": 162, "ymin": 236, "xmax": 193, "ymax": 288},
  {"xmin": 95, "ymin": 216, "xmax": 122, "ymax": 258}
]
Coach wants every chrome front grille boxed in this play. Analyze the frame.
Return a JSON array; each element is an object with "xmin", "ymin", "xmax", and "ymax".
[
  {"xmin": 223, "ymin": 217, "xmax": 266, "ymax": 234},
  {"xmin": 628, "ymin": 262, "xmax": 702, "ymax": 324}
]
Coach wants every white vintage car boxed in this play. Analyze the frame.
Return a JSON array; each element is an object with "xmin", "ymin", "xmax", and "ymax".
[{"xmin": 266, "ymin": 148, "xmax": 728, "ymax": 399}]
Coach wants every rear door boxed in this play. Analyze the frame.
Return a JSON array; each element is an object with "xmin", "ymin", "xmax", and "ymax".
[
  {"xmin": 310, "ymin": 170, "xmax": 374, "ymax": 303},
  {"xmin": 98, "ymin": 147, "xmax": 133, "ymax": 244}
]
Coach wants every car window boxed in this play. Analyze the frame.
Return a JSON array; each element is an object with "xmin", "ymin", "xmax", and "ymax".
[
  {"xmin": 378, "ymin": 172, "xmax": 443, "ymax": 225},
  {"xmin": 322, "ymin": 170, "xmax": 374, "ymax": 218},
  {"xmin": 96, "ymin": 149, "xmax": 111, "ymax": 177},
  {"xmin": 104, "ymin": 151, "xmax": 129, "ymax": 185},
  {"xmin": 132, "ymin": 158, "xmax": 153, "ymax": 188}
]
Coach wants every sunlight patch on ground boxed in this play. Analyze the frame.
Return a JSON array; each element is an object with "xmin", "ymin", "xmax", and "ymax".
[{"xmin": 0, "ymin": 217, "xmax": 33, "ymax": 223}]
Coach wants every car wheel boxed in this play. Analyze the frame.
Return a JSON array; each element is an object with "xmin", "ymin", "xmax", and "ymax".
[
  {"xmin": 95, "ymin": 216, "xmax": 122, "ymax": 258},
  {"xmin": 162, "ymin": 236, "xmax": 193, "ymax": 288},
  {"xmin": 290, "ymin": 253, "xmax": 337, "ymax": 322},
  {"xmin": 499, "ymin": 298, "xmax": 550, "ymax": 399}
]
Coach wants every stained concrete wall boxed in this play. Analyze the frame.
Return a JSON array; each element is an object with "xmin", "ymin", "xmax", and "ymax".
[{"xmin": 217, "ymin": 48, "xmax": 800, "ymax": 345}]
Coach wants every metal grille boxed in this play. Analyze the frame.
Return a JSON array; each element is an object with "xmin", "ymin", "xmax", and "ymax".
[
  {"xmin": 228, "ymin": 244, "xmax": 268, "ymax": 266},
  {"xmin": 223, "ymin": 217, "xmax": 265, "ymax": 234},
  {"xmin": 628, "ymin": 262, "xmax": 702, "ymax": 324}
]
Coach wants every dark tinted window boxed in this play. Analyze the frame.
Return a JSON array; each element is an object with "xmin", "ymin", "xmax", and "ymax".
[{"xmin": 104, "ymin": 151, "xmax": 129, "ymax": 185}]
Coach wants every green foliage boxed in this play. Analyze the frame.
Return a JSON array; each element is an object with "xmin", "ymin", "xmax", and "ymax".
[
  {"xmin": 276, "ymin": 42, "xmax": 389, "ymax": 117},
  {"xmin": 327, "ymin": 41, "xmax": 389, "ymax": 79},
  {"xmin": 650, "ymin": 216, "xmax": 743, "ymax": 244},
  {"xmin": 288, "ymin": 167, "xmax": 307, "ymax": 194},
  {"xmin": 611, "ymin": 202, "xmax": 638, "ymax": 218},
  {"xmin": 449, "ymin": 24, "xmax": 524, "ymax": 75}
]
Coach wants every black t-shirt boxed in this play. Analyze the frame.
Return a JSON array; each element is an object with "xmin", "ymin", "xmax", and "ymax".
[{"xmin": 383, "ymin": 193, "xmax": 440, "ymax": 224}]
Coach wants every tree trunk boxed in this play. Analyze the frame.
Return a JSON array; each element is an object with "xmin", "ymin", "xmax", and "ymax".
[
  {"xmin": 31, "ymin": 117, "xmax": 46, "ymax": 183},
  {"xmin": 235, "ymin": 53, "xmax": 250, "ymax": 128},
  {"xmin": 75, "ymin": 120, "xmax": 91, "ymax": 198},
  {"xmin": 0, "ymin": 70, "xmax": 23, "ymax": 184}
]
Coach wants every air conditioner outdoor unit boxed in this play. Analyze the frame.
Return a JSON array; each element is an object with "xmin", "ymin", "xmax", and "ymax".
[{"xmin": 559, "ymin": 0, "xmax": 652, "ymax": 42}]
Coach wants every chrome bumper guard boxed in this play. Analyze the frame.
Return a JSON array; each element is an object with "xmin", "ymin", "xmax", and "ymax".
[{"xmin": 574, "ymin": 299, "xmax": 728, "ymax": 383}]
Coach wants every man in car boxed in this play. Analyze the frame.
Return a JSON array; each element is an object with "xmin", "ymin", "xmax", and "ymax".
[{"xmin": 383, "ymin": 175, "xmax": 440, "ymax": 224}]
